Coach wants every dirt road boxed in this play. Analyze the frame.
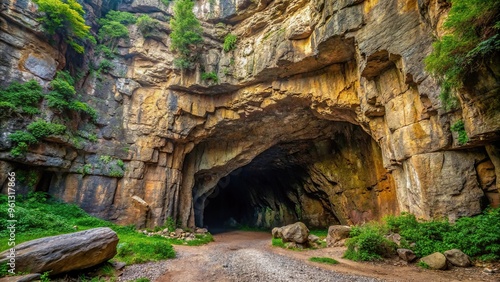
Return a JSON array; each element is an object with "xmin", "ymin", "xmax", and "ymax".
[{"xmin": 119, "ymin": 231, "xmax": 500, "ymax": 282}]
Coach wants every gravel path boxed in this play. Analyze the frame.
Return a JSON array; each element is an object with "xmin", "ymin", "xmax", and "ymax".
[
  {"xmin": 118, "ymin": 231, "xmax": 500, "ymax": 282},
  {"xmin": 119, "ymin": 231, "xmax": 378, "ymax": 282}
]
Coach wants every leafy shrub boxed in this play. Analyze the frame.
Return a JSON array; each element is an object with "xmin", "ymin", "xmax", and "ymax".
[
  {"xmin": 96, "ymin": 44, "xmax": 116, "ymax": 59},
  {"xmin": 26, "ymin": 119, "xmax": 66, "ymax": 139},
  {"xmin": 170, "ymin": 0, "xmax": 203, "ymax": 69},
  {"xmin": 309, "ymin": 257, "xmax": 339, "ymax": 265},
  {"xmin": 46, "ymin": 71, "xmax": 76, "ymax": 111},
  {"xmin": 425, "ymin": 0, "xmax": 500, "ymax": 110},
  {"xmin": 223, "ymin": 34, "xmax": 237, "ymax": 52},
  {"xmin": 343, "ymin": 224, "xmax": 396, "ymax": 261},
  {"xmin": 0, "ymin": 80, "xmax": 43, "ymax": 116},
  {"xmin": 33, "ymin": 0, "xmax": 94, "ymax": 53},
  {"xmin": 69, "ymin": 101, "xmax": 98, "ymax": 122},
  {"xmin": 450, "ymin": 120, "xmax": 468, "ymax": 145},
  {"xmin": 8, "ymin": 131, "xmax": 38, "ymax": 146},
  {"xmin": 201, "ymin": 71, "xmax": 219, "ymax": 83},
  {"xmin": 385, "ymin": 209, "xmax": 500, "ymax": 261},
  {"xmin": 97, "ymin": 59, "xmax": 113, "ymax": 73},
  {"xmin": 137, "ymin": 15, "xmax": 160, "ymax": 38},
  {"xmin": 173, "ymin": 58, "xmax": 192, "ymax": 70},
  {"xmin": 46, "ymin": 71, "xmax": 98, "ymax": 121},
  {"xmin": 8, "ymin": 120, "xmax": 65, "ymax": 156},
  {"xmin": 98, "ymin": 11, "xmax": 136, "ymax": 49}
]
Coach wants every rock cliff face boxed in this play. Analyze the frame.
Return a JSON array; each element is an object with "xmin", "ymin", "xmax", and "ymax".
[{"xmin": 0, "ymin": 0, "xmax": 499, "ymax": 228}]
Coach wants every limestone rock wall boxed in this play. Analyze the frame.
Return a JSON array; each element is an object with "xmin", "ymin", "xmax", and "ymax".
[{"xmin": 0, "ymin": 0, "xmax": 498, "ymax": 228}]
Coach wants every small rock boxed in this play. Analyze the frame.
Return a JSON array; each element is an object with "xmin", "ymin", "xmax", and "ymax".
[
  {"xmin": 420, "ymin": 252, "xmax": 447, "ymax": 270},
  {"xmin": 483, "ymin": 267, "xmax": 497, "ymax": 274},
  {"xmin": 175, "ymin": 228, "xmax": 184, "ymax": 236},
  {"xmin": 326, "ymin": 225, "xmax": 351, "ymax": 247},
  {"xmin": 386, "ymin": 233, "xmax": 402, "ymax": 246},
  {"xmin": 397, "ymin": 248, "xmax": 416, "ymax": 262},
  {"xmin": 308, "ymin": 234, "xmax": 320, "ymax": 243},
  {"xmin": 195, "ymin": 227, "xmax": 208, "ymax": 234},
  {"xmin": 444, "ymin": 249, "xmax": 471, "ymax": 267},
  {"xmin": 111, "ymin": 261, "xmax": 126, "ymax": 270}
]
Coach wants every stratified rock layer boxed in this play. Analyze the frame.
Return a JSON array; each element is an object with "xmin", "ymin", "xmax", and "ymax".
[{"xmin": 0, "ymin": 0, "xmax": 499, "ymax": 228}]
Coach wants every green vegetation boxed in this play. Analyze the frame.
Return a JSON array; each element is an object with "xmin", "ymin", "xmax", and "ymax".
[
  {"xmin": 40, "ymin": 271, "xmax": 51, "ymax": 282},
  {"xmin": 16, "ymin": 170, "xmax": 39, "ymax": 189},
  {"xmin": 271, "ymin": 237, "xmax": 287, "ymax": 248},
  {"xmin": 450, "ymin": 120, "xmax": 468, "ymax": 145},
  {"xmin": 170, "ymin": 0, "xmax": 203, "ymax": 69},
  {"xmin": 137, "ymin": 15, "xmax": 160, "ymax": 38},
  {"xmin": 309, "ymin": 257, "xmax": 339, "ymax": 265},
  {"xmin": 417, "ymin": 261, "xmax": 430, "ymax": 269},
  {"xmin": 133, "ymin": 278, "xmax": 150, "ymax": 282},
  {"xmin": 9, "ymin": 120, "xmax": 66, "ymax": 157},
  {"xmin": 77, "ymin": 163, "xmax": 92, "ymax": 176},
  {"xmin": 98, "ymin": 155, "xmax": 126, "ymax": 178},
  {"xmin": 27, "ymin": 119, "xmax": 66, "ymax": 139},
  {"xmin": 425, "ymin": 0, "xmax": 500, "ymax": 110},
  {"xmin": 342, "ymin": 209, "xmax": 500, "ymax": 262},
  {"xmin": 160, "ymin": 0, "xmax": 170, "ymax": 6},
  {"xmin": 98, "ymin": 11, "xmax": 136, "ymax": 50},
  {"xmin": 33, "ymin": 0, "xmax": 95, "ymax": 53},
  {"xmin": 201, "ymin": 71, "xmax": 219, "ymax": 83},
  {"xmin": 223, "ymin": 34, "xmax": 237, "ymax": 52},
  {"xmin": 0, "ymin": 80, "xmax": 43, "ymax": 117},
  {"xmin": 343, "ymin": 224, "xmax": 396, "ymax": 261},
  {"xmin": 47, "ymin": 71, "xmax": 98, "ymax": 121},
  {"xmin": 0, "ymin": 192, "xmax": 211, "ymax": 273},
  {"xmin": 99, "ymin": 155, "xmax": 113, "ymax": 163},
  {"xmin": 96, "ymin": 44, "xmax": 116, "ymax": 59}
]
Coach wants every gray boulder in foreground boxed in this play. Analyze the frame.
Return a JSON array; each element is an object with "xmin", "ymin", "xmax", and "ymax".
[
  {"xmin": 0, "ymin": 227, "xmax": 118, "ymax": 275},
  {"xmin": 444, "ymin": 249, "xmax": 471, "ymax": 267},
  {"xmin": 281, "ymin": 222, "xmax": 310, "ymax": 244}
]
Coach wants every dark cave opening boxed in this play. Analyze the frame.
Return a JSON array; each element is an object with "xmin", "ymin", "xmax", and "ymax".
[
  {"xmin": 194, "ymin": 122, "xmax": 398, "ymax": 231},
  {"xmin": 203, "ymin": 166, "xmax": 308, "ymax": 230},
  {"xmin": 201, "ymin": 141, "xmax": 341, "ymax": 231}
]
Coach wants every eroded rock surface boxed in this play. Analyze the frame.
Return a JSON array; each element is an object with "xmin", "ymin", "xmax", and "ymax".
[{"xmin": 0, "ymin": 0, "xmax": 499, "ymax": 229}]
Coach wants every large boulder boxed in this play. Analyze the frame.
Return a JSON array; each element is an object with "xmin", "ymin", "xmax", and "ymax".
[
  {"xmin": 444, "ymin": 249, "xmax": 471, "ymax": 267},
  {"xmin": 0, "ymin": 228, "xmax": 118, "ymax": 275},
  {"xmin": 420, "ymin": 252, "xmax": 447, "ymax": 270},
  {"xmin": 326, "ymin": 225, "xmax": 351, "ymax": 247},
  {"xmin": 280, "ymin": 222, "xmax": 309, "ymax": 244}
]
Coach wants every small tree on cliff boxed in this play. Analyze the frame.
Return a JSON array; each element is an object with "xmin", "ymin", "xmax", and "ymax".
[
  {"xmin": 34, "ymin": 0, "xmax": 95, "ymax": 53},
  {"xmin": 170, "ymin": 0, "xmax": 203, "ymax": 70}
]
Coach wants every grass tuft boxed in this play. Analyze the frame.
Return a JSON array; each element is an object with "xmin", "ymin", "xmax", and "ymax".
[{"xmin": 309, "ymin": 257, "xmax": 339, "ymax": 265}]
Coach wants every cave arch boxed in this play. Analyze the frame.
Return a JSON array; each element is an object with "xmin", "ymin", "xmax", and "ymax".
[{"xmin": 187, "ymin": 122, "xmax": 399, "ymax": 230}]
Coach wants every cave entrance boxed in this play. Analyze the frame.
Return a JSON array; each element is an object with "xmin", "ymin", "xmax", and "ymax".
[
  {"xmin": 203, "ymin": 163, "xmax": 315, "ymax": 230},
  {"xmin": 198, "ymin": 138, "xmax": 343, "ymax": 231},
  {"xmin": 193, "ymin": 122, "xmax": 398, "ymax": 231}
]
